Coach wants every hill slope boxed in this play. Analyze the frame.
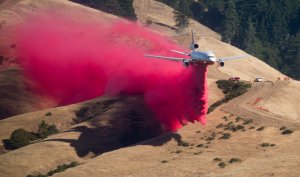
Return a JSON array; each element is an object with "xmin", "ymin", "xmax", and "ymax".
[
  {"xmin": 53, "ymin": 110, "xmax": 300, "ymax": 177},
  {"xmin": 0, "ymin": 0, "xmax": 299, "ymax": 177}
]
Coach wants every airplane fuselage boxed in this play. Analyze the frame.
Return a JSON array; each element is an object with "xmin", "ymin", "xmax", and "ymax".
[{"xmin": 189, "ymin": 51, "xmax": 217, "ymax": 65}]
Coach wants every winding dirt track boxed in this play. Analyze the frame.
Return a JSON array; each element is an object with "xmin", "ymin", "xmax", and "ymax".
[{"xmin": 222, "ymin": 81, "xmax": 300, "ymax": 129}]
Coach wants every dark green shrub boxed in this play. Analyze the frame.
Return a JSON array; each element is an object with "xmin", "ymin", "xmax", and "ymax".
[
  {"xmin": 194, "ymin": 152, "xmax": 202, "ymax": 155},
  {"xmin": 196, "ymin": 144, "xmax": 204, "ymax": 148},
  {"xmin": 220, "ymin": 133, "xmax": 231, "ymax": 139},
  {"xmin": 279, "ymin": 126, "xmax": 286, "ymax": 131},
  {"xmin": 38, "ymin": 120, "xmax": 49, "ymax": 139},
  {"xmin": 235, "ymin": 116, "xmax": 242, "ymax": 122},
  {"xmin": 257, "ymin": 126, "xmax": 265, "ymax": 131},
  {"xmin": 206, "ymin": 136, "xmax": 215, "ymax": 141},
  {"xmin": 261, "ymin": 143, "xmax": 270, "ymax": 147},
  {"xmin": 223, "ymin": 116, "xmax": 228, "ymax": 121},
  {"xmin": 47, "ymin": 125, "xmax": 59, "ymax": 135},
  {"xmin": 243, "ymin": 119, "xmax": 253, "ymax": 125},
  {"xmin": 178, "ymin": 140, "xmax": 190, "ymax": 147},
  {"xmin": 216, "ymin": 123, "xmax": 224, "ymax": 129},
  {"xmin": 69, "ymin": 161, "xmax": 79, "ymax": 167},
  {"xmin": 6, "ymin": 121, "xmax": 58, "ymax": 150},
  {"xmin": 37, "ymin": 121, "xmax": 59, "ymax": 139},
  {"xmin": 208, "ymin": 80, "xmax": 251, "ymax": 113},
  {"xmin": 249, "ymin": 126, "xmax": 255, "ymax": 129},
  {"xmin": 229, "ymin": 158, "xmax": 242, "ymax": 163},
  {"xmin": 213, "ymin": 158, "xmax": 222, "ymax": 162},
  {"xmin": 175, "ymin": 150, "xmax": 183, "ymax": 153},
  {"xmin": 45, "ymin": 112, "xmax": 52, "ymax": 116},
  {"xmin": 9, "ymin": 129, "xmax": 37, "ymax": 149},
  {"xmin": 225, "ymin": 124, "xmax": 244, "ymax": 132},
  {"xmin": 282, "ymin": 129, "xmax": 293, "ymax": 135},
  {"xmin": 236, "ymin": 125, "xmax": 244, "ymax": 129},
  {"xmin": 218, "ymin": 162, "xmax": 226, "ymax": 168},
  {"xmin": 161, "ymin": 160, "xmax": 168, "ymax": 163},
  {"xmin": 47, "ymin": 170, "xmax": 55, "ymax": 176},
  {"xmin": 27, "ymin": 161, "xmax": 79, "ymax": 177}
]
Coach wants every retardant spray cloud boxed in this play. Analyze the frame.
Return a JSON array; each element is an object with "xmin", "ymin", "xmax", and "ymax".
[{"xmin": 16, "ymin": 13, "xmax": 208, "ymax": 131}]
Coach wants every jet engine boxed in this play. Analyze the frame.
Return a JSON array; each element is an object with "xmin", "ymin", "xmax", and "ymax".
[
  {"xmin": 190, "ymin": 43, "xmax": 199, "ymax": 50},
  {"xmin": 219, "ymin": 61, "xmax": 225, "ymax": 67},
  {"xmin": 183, "ymin": 60, "xmax": 189, "ymax": 67}
]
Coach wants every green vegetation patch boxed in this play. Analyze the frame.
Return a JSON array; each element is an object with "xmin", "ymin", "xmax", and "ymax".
[
  {"xmin": 242, "ymin": 119, "xmax": 253, "ymax": 125},
  {"xmin": 218, "ymin": 162, "xmax": 226, "ymax": 168},
  {"xmin": 8, "ymin": 129, "xmax": 38, "ymax": 149},
  {"xmin": 229, "ymin": 158, "xmax": 242, "ymax": 163},
  {"xmin": 5, "ymin": 121, "xmax": 59, "ymax": 150},
  {"xmin": 235, "ymin": 116, "xmax": 242, "ymax": 122},
  {"xmin": 280, "ymin": 126, "xmax": 287, "ymax": 131},
  {"xmin": 26, "ymin": 161, "xmax": 79, "ymax": 177},
  {"xmin": 208, "ymin": 80, "xmax": 251, "ymax": 113},
  {"xmin": 260, "ymin": 143, "xmax": 276, "ymax": 147},
  {"xmin": 178, "ymin": 140, "xmax": 190, "ymax": 147},
  {"xmin": 282, "ymin": 129, "xmax": 293, "ymax": 135},
  {"xmin": 213, "ymin": 157, "xmax": 222, "ymax": 162},
  {"xmin": 249, "ymin": 126, "xmax": 256, "ymax": 129},
  {"xmin": 224, "ymin": 124, "xmax": 245, "ymax": 132},
  {"xmin": 45, "ymin": 112, "xmax": 52, "ymax": 116},
  {"xmin": 37, "ymin": 120, "xmax": 59, "ymax": 139},
  {"xmin": 175, "ymin": 150, "xmax": 183, "ymax": 153},
  {"xmin": 219, "ymin": 133, "xmax": 231, "ymax": 139},
  {"xmin": 256, "ymin": 126, "xmax": 265, "ymax": 131}
]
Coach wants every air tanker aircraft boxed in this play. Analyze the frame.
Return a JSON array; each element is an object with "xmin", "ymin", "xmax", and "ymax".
[{"xmin": 145, "ymin": 30, "xmax": 248, "ymax": 67}]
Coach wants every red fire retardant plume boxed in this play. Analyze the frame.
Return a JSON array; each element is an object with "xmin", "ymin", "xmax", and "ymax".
[{"xmin": 16, "ymin": 13, "xmax": 208, "ymax": 131}]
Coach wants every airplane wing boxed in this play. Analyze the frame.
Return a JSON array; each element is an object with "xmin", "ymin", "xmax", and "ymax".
[
  {"xmin": 218, "ymin": 55, "xmax": 249, "ymax": 61},
  {"xmin": 144, "ymin": 54, "xmax": 189, "ymax": 61}
]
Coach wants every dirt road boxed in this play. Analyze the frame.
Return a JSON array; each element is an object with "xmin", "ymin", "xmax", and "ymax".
[{"xmin": 222, "ymin": 81, "xmax": 300, "ymax": 129}]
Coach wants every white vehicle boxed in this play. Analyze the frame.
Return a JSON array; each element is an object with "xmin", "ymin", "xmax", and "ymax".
[
  {"xmin": 254, "ymin": 77, "xmax": 263, "ymax": 82},
  {"xmin": 144, "ymin": 30, "xmax": 248, "ymax": 67}
]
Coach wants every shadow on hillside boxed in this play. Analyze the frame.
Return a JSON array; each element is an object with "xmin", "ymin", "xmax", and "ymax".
[
  {"xmin": 152, "ymin": 22, "xmax": 177, "ymax": 30},
  {"xmin": 44, "ymin": 96, "xmax": 179, "ymax": 157},
  {"xmin": 138, "ymin": 132, "xmax": 182, "ymax": 146},
  {"xmin": 45, "ymin": 125, "xmax": 181, "ymax": 157}
]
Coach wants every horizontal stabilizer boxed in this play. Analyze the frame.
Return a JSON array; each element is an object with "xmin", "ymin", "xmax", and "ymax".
[
  {"xmin": 170, "ymin": 49, "xmax": 190, "ymax": 56},
  {"xmin": 144, "ymin": 54, "xmax": 188, "ymax": 61},
  {"xmin": 218, "ymin": 55, "xmax": 249, "ymax": 61}
]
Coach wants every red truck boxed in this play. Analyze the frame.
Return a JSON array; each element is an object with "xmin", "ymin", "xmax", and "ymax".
[{"xmin": 229, "ymin": 77, "xmax": 240, "ymax": 81}]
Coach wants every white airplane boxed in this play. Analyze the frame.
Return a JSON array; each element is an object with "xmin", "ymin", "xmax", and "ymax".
[{"xmin": 144, "ymin": 30, "xmax": 248, "ymax": 67}]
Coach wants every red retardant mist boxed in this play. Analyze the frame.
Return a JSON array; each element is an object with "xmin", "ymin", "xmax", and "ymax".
[{"xmin": 16, "ymin": 13, "xmax": 208, "ymax": 131}]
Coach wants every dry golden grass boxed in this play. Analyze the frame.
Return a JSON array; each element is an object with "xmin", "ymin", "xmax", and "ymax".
[{"xmin": 0, "ymin": 1, "xmax": 299, "ymax": 177}]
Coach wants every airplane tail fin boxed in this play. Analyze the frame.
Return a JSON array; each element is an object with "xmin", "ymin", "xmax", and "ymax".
[
  {"xmin": 192, "ymin": 29, "xmax": 195, "ymax": 45},
  {"xmin": 190, "ymin": 29, "xmax": 199, "ymax": 51}
]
